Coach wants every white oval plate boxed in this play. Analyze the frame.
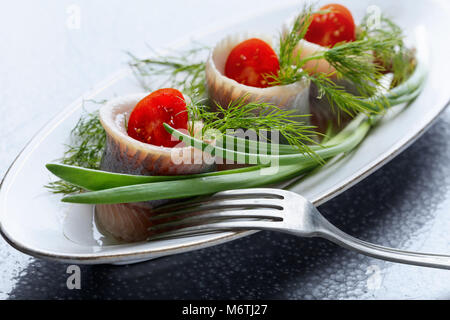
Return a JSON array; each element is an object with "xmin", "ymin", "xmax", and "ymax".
[{"xmin": 1, "ymin": 0, "xmax": 450, "ymax": 265}]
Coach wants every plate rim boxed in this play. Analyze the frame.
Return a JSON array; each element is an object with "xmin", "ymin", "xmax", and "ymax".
[{"xmin": 1, "ymin": 0, "xmax": 450, "ymax": 264}]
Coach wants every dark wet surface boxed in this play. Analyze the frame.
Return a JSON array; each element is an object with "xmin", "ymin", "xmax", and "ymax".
[{"xmin": 3, "ymin": 111, "xmax": 449, "ymax": 300}]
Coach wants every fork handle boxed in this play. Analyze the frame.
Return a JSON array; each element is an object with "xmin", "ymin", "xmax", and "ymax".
[{"xmin": 313, "ymin": 214, "xmax": 450, "ymax": 270}]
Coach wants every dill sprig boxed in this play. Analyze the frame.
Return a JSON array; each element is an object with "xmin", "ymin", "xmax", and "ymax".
[
  {"xmin": 272, "ymin": 4, "xmax": 410, "ymax": 116},
  {"xmin": 63, "ymin": 109, "xmax": 106, "ymax": 169},
  {"xmin": 188, "ymin": 96, "xmax": 320, "ymax": 159},
  {"xmin": 310, "ymin": 74, "xmax": 386, "ymax": 116},
  {"xmin": 321, "ymin": 37, "xmax": 401, "ymax": 95},
  {"xmin": 46, "ymin": 101, "xmax": 107, "ymax": 194},
  {"xmin": 277, "ymin": 4, "xmax": 315, "ymax": 76},
  {"xmin": 358, "ymin": 14, "xmax": 416, "ymax": 88},
  {"xmin": 45, "ymin": 180, "xmax": 83, "ymax": 195},
  {"xmin": 128, "ymin": 44, "xmax": 209, "ymax": 98}
]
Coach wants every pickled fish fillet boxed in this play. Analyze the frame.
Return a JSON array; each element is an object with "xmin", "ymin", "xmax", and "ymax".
[
  {"xmin": 96, "ymin": 94, "xmax": 214, "ymax": 242},
  {"xmin": 205, "ymin": 32, "xmax": 311, "ymax": 116}
]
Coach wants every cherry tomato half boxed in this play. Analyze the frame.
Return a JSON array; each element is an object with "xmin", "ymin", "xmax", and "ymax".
[
  {"xmin": 127, "ymin": 88, "xmax": 188, "ymax": 148},
  {"xmin": 305, "ymin": 3, "xmax": 356, "ymax": 48},
  {"xmin": 225, "ymin": 38, "xmax": 280, "ymax": 88}
]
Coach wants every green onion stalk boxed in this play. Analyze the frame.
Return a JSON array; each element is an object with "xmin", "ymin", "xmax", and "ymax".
[{"xmin": 52, "ymin": 116, "xmax": 370, "ymax": 205}]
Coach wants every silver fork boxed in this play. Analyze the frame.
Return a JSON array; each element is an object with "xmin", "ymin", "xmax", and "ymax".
[{"xmin": 146, "ymin": 188, "xmax": 450, "ymax": 270}]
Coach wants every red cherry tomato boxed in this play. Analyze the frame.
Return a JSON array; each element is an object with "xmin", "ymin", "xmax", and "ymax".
[
  {"xmin": 127, "ymin": 88, "xmax": 188, "ymax": 148},
  {"xmin": 305, "ymin": 3, "xmax": 356, "ymax": 48},
  {"xmin": 225, "ymin": 38, "xmax": 280, "ymax": 88}
]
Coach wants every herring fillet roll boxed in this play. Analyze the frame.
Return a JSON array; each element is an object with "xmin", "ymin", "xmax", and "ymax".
[
  {"xmin": 205, "ymin": 33, "xmax": 311, "ymax": 116},
  {"xmin": 96, "ymin": 94, "xmax": 214, "ymax": 242}
]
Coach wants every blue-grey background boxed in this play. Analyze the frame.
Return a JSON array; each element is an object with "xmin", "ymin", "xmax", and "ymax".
[{"xmin": 0, "ymin": 0, "xmax": 449, "ymax": 299}]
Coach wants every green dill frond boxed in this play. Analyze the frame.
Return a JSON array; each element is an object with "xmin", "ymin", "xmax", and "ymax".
[
  {"xmin": 45, "ymin": 180, "xmax": 83, "ymax": 194},
  {"xmin": 272, "ymin": 63, "xmax": 386, "ymax": 118},
  {"xmin": 128, "ymin": 44, "xmax": 209, "ymax": 98},
  {"xmin": 323, "ymin": 37, "xmax": 402, "ymax": 96},
  {"xmin": 310, "ymin": 74, "xmax": 386, "ymax": 116},
  {"xmin": 271, "ymin": 5, "xmax": 405, "ymax": 117},
  {"xmin": 188, "ymin": 96, "xmax": 320, "ymax": 159},
  {"xmin": 278, "ymin": 4, "xmax": 315, "ymax": 70},
  {"xmin": 63, "ymin": 109, "xmax": 106, "ymax": 169},
  {"xmin": 46, "ymin": 101, "xmax": 107, "ymax": 194},
  {"xmin": 358, "ymin": 12, "xmax": 403, "ymax": 43},
  {"xmin": 358, "ymin": 13, "xmax": 416, "ymax": 88}
]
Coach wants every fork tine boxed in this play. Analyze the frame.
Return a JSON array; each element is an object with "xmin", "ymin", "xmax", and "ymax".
[
  {"xmin": 152, "ymin": 189, "xmax": 286, "ymax": 214},
  {"xmin": 217, "ymin": 188, "xmax": 288, "ymax": 198},
  {"xmin": 148, "ymin": 209, "xmax": 283, "ymax": 232},
  {"xmin": 149, "ymin": 198, "xmax": 284, "ymax": 222},
  {"xmin": 148, "ymin": 229, "xmax": 233, "ymax": 242},
  {"xmin": 148, "ymin": 220, "xmax": 277, "ymax": 241}
]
